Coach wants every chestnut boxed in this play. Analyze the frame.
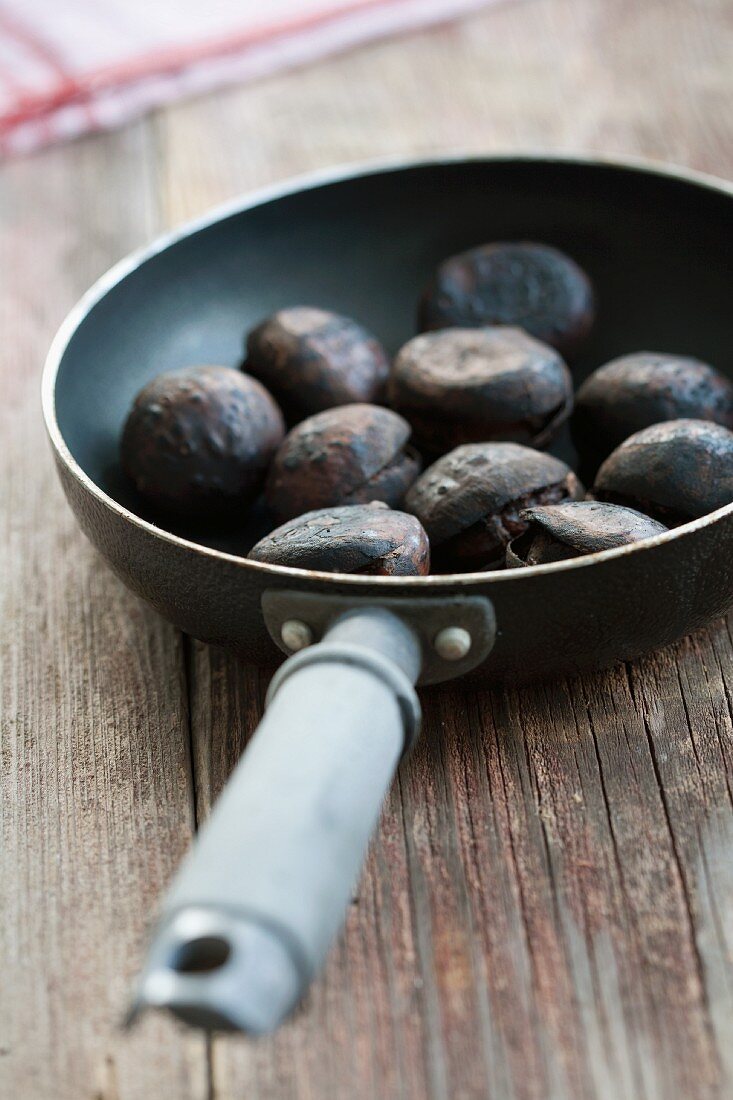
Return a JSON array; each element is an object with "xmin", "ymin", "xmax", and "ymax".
[
  {"xmin": 593, "ymin": 419, "xmax": 733, "ymax": 524},
  {"xmin": 389, "ymin": 326, "xmax": 573, "ymax": 453},
  {"xmin": 245, "ymin": 307, "xmax": 389, "ymax": 422},
  {"xmin": 405, "ymin": 442, "xmax": 583, "ymax": 572},
  {"xmin": 121, "ymin": 365, "xmax": 284, "ymax": 521},
  {"xmin": 418, "ymin": 241, "xmax": 594, "ymax": 358},
  {"xmin": 506, "ymin": 501, "xmax": 667, "ymax": 567},
  {"xmin": 248, "ymin": 502, "xmax": 430, "ymax": 576},
  {"xmin": 574, "ymin": 352, "xmax": 733, "ymax": 463},
  {"xmin": 266, "ymin": 403, "xmax": 420, "ymax": 520}
]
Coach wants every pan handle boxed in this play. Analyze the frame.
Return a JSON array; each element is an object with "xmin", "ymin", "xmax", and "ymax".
[{"xmin": 128, "ymin": 607, "xmax": 422, "ymax": 1034}]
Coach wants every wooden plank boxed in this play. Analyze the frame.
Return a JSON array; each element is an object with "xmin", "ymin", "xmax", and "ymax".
[
  {"xmin": 188, "ymin": 647, "xmax": 733, "ymax": 1099},
  {"xmin": 155, "ymin": 0, "xmax": 733, "ymax": 1096},
  {"xmin": 0, "ymin": 126, "xmax": 208, "ymax": 1099}
]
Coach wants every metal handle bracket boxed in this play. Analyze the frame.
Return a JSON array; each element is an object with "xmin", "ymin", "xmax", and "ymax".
[{"xmin": 261, "ymin": 590, "xmax": 496, "ymax": 685}]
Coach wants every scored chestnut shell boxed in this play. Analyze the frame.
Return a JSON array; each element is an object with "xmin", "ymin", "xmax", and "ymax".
[
  {"xmin": 593, "ymin": 418, "xmax": 733, "ymax": 525},
  {"xmin": 248, "ymin": 502, "xmax": 430, "ymax": 576},
  {"xmin": 506, "ymin": 501, "xmax": 668, "ymax": 567},
  {"xmin": 266, "ymin": 403, "xmax": 421, "ymax": 521},
  {"xmin": 121, "ymin": 365, "xmax": 285, "ymax": 522},
  {"xmin": 405, "ymin": 442, "xmax": 583, "ymax": 572},
  {"xmin": 245, "ymin": 306, "xmax": 389, "ymax": 422},
  {"xmin": 573, "ymin": 352, "xmax": 733, "ymax": 463},
  {"xmin": 389, "ymin": 326, "xmax": 573, "ymax": 454},
  {"xmin": 418, "ymin": 241, "xmax": 595, "ymax": 358}
]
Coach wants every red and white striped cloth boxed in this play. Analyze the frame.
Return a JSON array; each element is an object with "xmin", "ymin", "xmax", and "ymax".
[{"xmin": 0, "ymin": 0, "xmax": 498, "ymax": 157}]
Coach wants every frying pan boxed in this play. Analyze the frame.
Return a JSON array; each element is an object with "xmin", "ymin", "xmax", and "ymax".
[{"xmin": 42, "ymin": 155, "xmax": 733, "ymax": 1034}]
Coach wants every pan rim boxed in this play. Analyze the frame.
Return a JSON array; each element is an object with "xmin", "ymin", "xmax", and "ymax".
[{"xmin": 42, "ymin": 151, "xmax": 733, "ymax": 588}]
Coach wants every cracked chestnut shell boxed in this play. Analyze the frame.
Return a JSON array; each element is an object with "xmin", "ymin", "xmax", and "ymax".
[
  {"xmin": 245, "ymin": 306, "xmax": 389, "ymax": 422},
  {"xmin": 418, "ymin": 241, "xmax": 595, "ymax": 358},
  {"xmin": 574, "ymin": 352, "xmax": 733, "ymax": 463},
  {"xmin": 248, "ymin": 502, "xmax": 430, "ymax": 575},
  {"xmin": 265, "ymin": 403, "xmax": 421, "ymax": 520},
  {"xmin": 389, "ymin": 326, "xmax": 573, "ymax": 453},
  {"xmin": 121, "ymin": 365, "xmax": 285, "ymax": 521},
  {"xmin": 405, "ymin": 442, "xmax": 583, "ymax": 572},
  {"xmin": 506, "ymin": 501, "xmax": 667, "ymax": 567},
  {"xmin": 593, "ymin": 419, "xmax": 733, "ymax": 524}
]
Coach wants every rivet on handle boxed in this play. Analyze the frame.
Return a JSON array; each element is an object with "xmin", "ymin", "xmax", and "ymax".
[
  {"xmin": 280, "ymin": 619, "xmax": 314, "ymax": 652},
  {"xmin": 433, "ymin": 626, "xmax": 472, "ymax": 661}
]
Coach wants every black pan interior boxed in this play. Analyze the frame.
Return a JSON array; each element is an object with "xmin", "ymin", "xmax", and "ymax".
[{"xmin": 53, "ymin": 158, "xmax": 733, "ymax": 556}]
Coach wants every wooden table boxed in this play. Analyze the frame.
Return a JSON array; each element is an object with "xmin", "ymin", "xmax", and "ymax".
[{"xmin": 2, "ymin": 1, "xmax": 733, "ymax": 1097}]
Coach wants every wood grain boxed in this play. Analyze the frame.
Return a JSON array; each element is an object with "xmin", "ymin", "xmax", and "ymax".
[
  {"xmin": 2, "ymin": 0, "xmax": 733, "ymax": 1097},
  {"xmin": 0, "ymin": 128, "xmax": 208, "ymax": 1098}
]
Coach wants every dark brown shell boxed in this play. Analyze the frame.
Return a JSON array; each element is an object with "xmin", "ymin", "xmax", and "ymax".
[
  {"xmin": 248, "ymin": 503, "xmax": 430, "ymax": 576},
  {"xmin": 389, "ymin": 326, "xmax": 573, "ymax": 453},
  {"xmin": 573, "ymin": 352, "xmax": 733, "ymax": 462},
  {"xmin": 506, "ymin": 500, "xmax": 667, "ymax": 567},
  {"xmin": 120, "ymin": 365, "xmax": 285, "ymax": 521},
  {"xmin": 405, "ymin": 442, "xmax": 583, "ymax": 571},
  {"xmin": 594, "ymin": 418, "xmax": 733, "ymax": 524},
  {"xmin": 418, "ymin": 241, "xmax": 594, "ymax": 358},
  {"xmin": 245, "ymin": 306, "xmax": 389, "ymax": 421},
  {"xmin": 265, "ymin": 403, "xmax": 420, "ymax": 520}
]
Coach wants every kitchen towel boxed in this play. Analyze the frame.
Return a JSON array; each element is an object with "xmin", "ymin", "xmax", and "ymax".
[{"xmin": 0, "ymin": 0, "xmax": 499, "ymax": 157}]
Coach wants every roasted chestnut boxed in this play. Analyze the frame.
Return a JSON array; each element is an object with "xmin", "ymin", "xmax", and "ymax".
[
  {"xmin": 506, "ymin": 501, "xmax": 667, "ymax": 567},
  {"xmin": 389, "ymin": 326, "xmax": 573, "ymax": 453},
  {"xmin": 418, "ymin": 241, "xmax": 594, "ymax": 358},
  {"xmin": 593, "ymin": 419, "xmax": 733, "ymax": 524},
  {"xmin": 266, "ymin": 403, "xmax": 420, "ymax": 520},
  {"xmin": 574, "ymin": 352, "xmax": 733, "ymax": 463},
  {"xmin": 248, "ymin": 502, "xmax": 430, "ymax": 575},
  {"xmin": 245, "ymin": 306, "xmax": 389, "ymax": 422},
  {"xmin": 405, "ymin": 442, "xmax": 583, "ymax": 571},
  {"xmin": 121, "ymin": 365, "xmax": 285, "ymax": 521}
]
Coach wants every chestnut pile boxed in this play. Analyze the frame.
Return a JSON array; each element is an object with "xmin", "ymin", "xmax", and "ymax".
[{"xmin": 121, "ymin": 241, "xmax": 733, "ymax": 575}]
